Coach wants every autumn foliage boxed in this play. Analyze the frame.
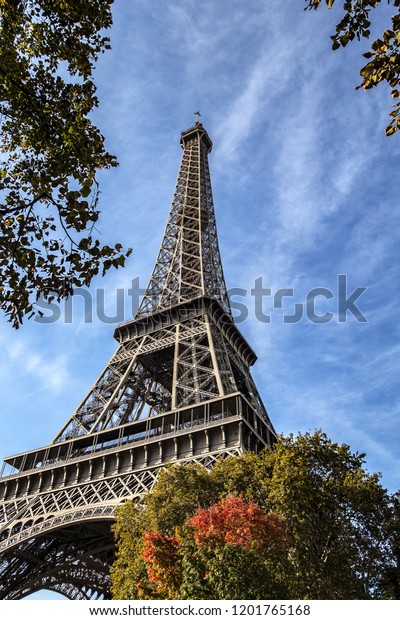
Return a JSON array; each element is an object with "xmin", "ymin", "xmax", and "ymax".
[
  {"xmin": 190, "ymin": 496, "xmax": 286, "ymax": 550},
  {"xmin": 138, "ymin": 496, "xmax": 291, "ymax": 600},
  {"xmin": 140, "ymin": 531, "xmax": 181, "ymax": 599}
]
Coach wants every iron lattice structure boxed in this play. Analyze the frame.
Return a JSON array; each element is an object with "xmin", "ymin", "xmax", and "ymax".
[{"xmin": 0, "ymin": 122, "xmax": 276, "ymax": 599}]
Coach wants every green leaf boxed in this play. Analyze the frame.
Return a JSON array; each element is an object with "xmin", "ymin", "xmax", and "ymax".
[{"xmin": 80, "ymin": 185, "xmax": 92, "ymax": 198}]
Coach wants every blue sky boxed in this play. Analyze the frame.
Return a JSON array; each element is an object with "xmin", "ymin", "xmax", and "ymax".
[{"xmin": 1, "ymin": 0, "xmax": 399, "ymax": 598}]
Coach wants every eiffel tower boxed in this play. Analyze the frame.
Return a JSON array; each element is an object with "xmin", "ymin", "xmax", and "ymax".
[{"xmin": 0, "ymin": 119, "xmax": 276, "ymax": 600}]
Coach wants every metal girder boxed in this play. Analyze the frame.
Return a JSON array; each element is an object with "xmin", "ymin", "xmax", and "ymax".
[{"xmin": 0, "ymin": 521, "xmax": 113, "ymax": 600}]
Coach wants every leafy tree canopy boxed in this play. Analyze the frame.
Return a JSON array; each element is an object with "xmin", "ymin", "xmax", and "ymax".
[
  {"xmin": 140, "ymin": 497, "xmax": 293, "ymax": 600},
  {"xmin": 0, "ymin": 0, "xmax": 131, "ymax": 328},
  {"xmin": 304, "ymin": 0, "xmax": 400, "ymax": 135},
  {"xmin": 111, "ymin": 431, "xmax": 398, "ymax": 600}
]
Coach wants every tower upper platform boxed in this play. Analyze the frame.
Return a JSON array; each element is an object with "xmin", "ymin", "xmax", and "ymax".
[{"xmin": 180, "ymin": 122, "xmax": 213, "ymax": 153}]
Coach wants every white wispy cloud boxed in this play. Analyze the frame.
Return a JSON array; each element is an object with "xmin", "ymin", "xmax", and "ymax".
[{"xmin": 0, "ymin": 332, "xmax": 71, "ymax": 394}]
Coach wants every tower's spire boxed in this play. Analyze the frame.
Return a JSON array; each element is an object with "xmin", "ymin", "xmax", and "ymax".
[{"xmin": 136, "ymin": 121, "xmax": 231, "ymax": 319}]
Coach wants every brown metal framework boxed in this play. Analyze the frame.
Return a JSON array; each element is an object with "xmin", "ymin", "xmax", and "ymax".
[{"xmin": 0, "ymin": 121, "xmax": 276, "ymax": 599}]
